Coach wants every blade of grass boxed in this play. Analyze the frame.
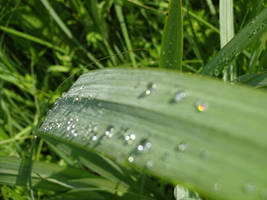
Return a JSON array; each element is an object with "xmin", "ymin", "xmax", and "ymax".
[
  {"xmin": 159, "ymin": 0, "xmax": 183, "ymax": 70},
  {"xmin": 219, "ymin": 0, "xmax": 235, "ymax": 81},
  {"xmin": 234, "ymin": 71, "xmax": 267, "ymax": 88},
  {"xmin": 0, "ymin": 26, "xmax": 65, "ymax": 53},
  {"xmin": 40, "ymin": 0, "xmax": 104, "ymax": 69},
  {"xmin": 126, "ymin": 0, "xmax": 219, "ymax": 33},
  {"xmin": 201, "ymin": 7, "xmax": 267, "ymax": 76},
  {"xmin": 39, "ymin": 68, "xmax": 267, "ymax": 200},
  {"xmin": 114, "ymin": 0, "xmax": 137, "ymax": 68},
  {"xmin": 0, "ymin": 156, "xmax": 129, "ymax": 196}
]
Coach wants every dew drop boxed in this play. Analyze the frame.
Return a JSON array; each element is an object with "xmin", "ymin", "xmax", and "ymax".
[
  {"xmin": 144, "ymin": 141, "xmax": 152, "ymax": 151},
  {"xmin": 137, "ymin": 139, "xmax": 152, "ymax": 152},
  {"xmin": 79, "ymin": 85, "xmax": 84, "ymax": 90},
  {"xmin": 242, "ymin": 182, "xmax": 256, "ymax": 194},
  {"xmin": 92, "ymin": 124, "xmax": 98, "ymax": 132},
  {"xmin": 130, "ymin": 133, "xmax": 136, "ymax": 140},
  {"xmin": 139, "ymin": 82, "xmax": 157, "ymax": 98},
  {"xmin": 105, "ymin": 126, "xmax": 115, "ymax": 138},
  {"xmin": 67, "ymin": 126, "xmax": 71, "ymax": 131},
  {"xmin": 146, "ymin": 160, "xmax": 153, "ymax": 168},
  {"xmin": 248, "ymin": 30, "xmax": 257, "ymax": 39},
  {"xmin": 71, "ymin": 130, "xmax": 78, "ymax": 137},
  {"xmin": 137, "ymin": 144, "xmax": 144, "ymax": 151},
  {"xmin": 195, "ymin": 101, "xmax": 208, "ymax": 112},
  {"xmin": 123, "ymin": 129, "xmax": 136, "ymax": 145},
  {"xmin": 177, "ymin": 142, "xmax": 187, "ymax": 152},
  {"xmin": 56, "ymin": 122, "xmax": 61, "ymax": 128},
  {"xmin": 128, "ymin": 155, "xmax": 135, "ymax": 163},
  {"xmin": 92, "ymin": 135, "xmax": 98, "ymax": 141},
  {"xmin": 172, "ymin": 90, "xmax": 186, "ymax": 103}
]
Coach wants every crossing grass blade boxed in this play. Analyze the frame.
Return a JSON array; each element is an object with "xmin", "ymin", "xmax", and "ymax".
[
  {"xmin": 0, "ymin": 156, "xmax": 131, "ymax": 199},
  {"xmin": 201, "ymin": 8, "xmax": 267, "ymax": 76},
  {"xmin": 39, "ymin": 68, "xmax": 267, "ymax": 200},
  {"xmin": 159, "ymin": 0, "xmax": 183, "ymax": 70},
  {"xmin": 234, "ymin": 71, "xmax": 267, "ymax": 89}
]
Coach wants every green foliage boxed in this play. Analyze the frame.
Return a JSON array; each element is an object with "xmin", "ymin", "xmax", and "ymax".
[{"xmin": 0, "ymin": 0, "xmax": 267, "ymax": 199}]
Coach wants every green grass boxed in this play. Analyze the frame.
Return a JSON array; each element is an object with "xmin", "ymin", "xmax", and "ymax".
[{"xmin": 0, "ymin": 0, "xmax": 267, "ymax": 200}]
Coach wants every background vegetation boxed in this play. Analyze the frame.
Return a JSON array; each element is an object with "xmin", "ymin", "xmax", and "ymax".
[{"xmin": 0, "ymin": 0, "xmax": 266, "ymax": 199}]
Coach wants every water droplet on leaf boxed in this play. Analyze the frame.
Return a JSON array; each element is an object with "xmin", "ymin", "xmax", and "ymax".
[{"xmin": 195, "ymin": 101, "xmax": 208, "ymax": 112}]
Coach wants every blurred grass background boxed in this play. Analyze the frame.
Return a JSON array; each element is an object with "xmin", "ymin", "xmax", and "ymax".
[{"xmin": 0, "ymin": 0, "xmax": 266, "ymax": 199}]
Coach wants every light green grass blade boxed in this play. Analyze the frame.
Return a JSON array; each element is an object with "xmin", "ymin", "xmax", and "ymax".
[
  {"xmin": 39, "ymin": 68, "xmax": 267, "ymax": 200},
  {"xmin": 0, "ymin": 26, "xmax": 64, "ymax": 52},
  {"xmin": 201, "ymin": 8, "xmax": 267, "ymax": 76},
  {"xmin": 0, "ymin": 156, "xmax": 129, "ymax": 197},
  {"xmin": 159, "ymin": 0, "xmax": 183, "ymax": 70},
  {"xmin": 219, "ymin": 0, "xmax": 235, "ymax": 81},
  {"xmin": 114, "ymin": 0, "xmax": 137, "ymax": 68}
]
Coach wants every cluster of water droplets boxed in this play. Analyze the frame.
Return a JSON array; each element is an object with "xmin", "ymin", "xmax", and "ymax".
[
  {"xmin": 39, "ymin": 77, "xmax": 267, "ymax": 197},
  {"xmin": 248, "ymin": 17, "xmax": 267, "ymax": 39},
  {"xmin": 128, "ymin": 138, "xmax": 152, "ymax": 164}
]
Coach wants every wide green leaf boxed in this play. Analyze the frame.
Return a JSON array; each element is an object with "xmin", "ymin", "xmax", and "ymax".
[{"xmin": 39, "ymin": 68, "xmax": 267, "ymax": 200}]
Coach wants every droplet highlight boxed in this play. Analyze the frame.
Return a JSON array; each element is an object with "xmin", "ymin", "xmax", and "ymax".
[{"xmin": 195, "ymin": 101, "xmax": 208, "ymax": 112}]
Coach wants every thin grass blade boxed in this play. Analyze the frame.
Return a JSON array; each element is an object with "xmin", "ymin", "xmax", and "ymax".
[
  {"xmin": 114, "ymin": 0, "xmax": 137, "ymax": 67},
  {"xmin": 219, "ymin": 0, "xmax": 235, "ymax": 81}
]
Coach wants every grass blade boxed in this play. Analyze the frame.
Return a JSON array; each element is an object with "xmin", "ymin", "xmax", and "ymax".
[
  {"xmin": 39, "ymin": 68, "xmax": 267, "ymax": 200},
  {"xmin": 40, "ymin": 0, "xmax": 104, "ymax": 69},
  {"xmin": 0, "ymin": 156, "xmax": 130, "ymax": 198},
  {"xmin": 219, "ymin": 0, "xmax": 235, "ymax": 81},
  {"xmin": 159, "ymin": 0, "xmax": 183, "ymax": 70},
  {"xmin": 0, "ymin": 26, "xmax": 64, "ymax": 52},
  {"xmin": 201, "ymin": 7, "xmax": 267, "ymax": 76},
  {"xmin": 114, "ymin": 0, "xmax": 137, "ymax": 68},
  {"xmin": 234, "ymin": 71, "xmax": 267, "ymax": 88}
]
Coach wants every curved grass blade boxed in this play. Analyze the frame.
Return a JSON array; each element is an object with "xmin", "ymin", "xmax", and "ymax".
[
  {"xmin": 159, "ymin": 0, "xmax": 183, "ymax": 70},
  {"xmin": 235, "ymin": 71, "xmax": 267, "ymax": 89},
  {"xmin": 201, "ymin": 8, "xmax": 267, "ymax": 76},
  {"xmin": 39, "ymin": 68, "xmax": 267, "ymax": 200}
]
